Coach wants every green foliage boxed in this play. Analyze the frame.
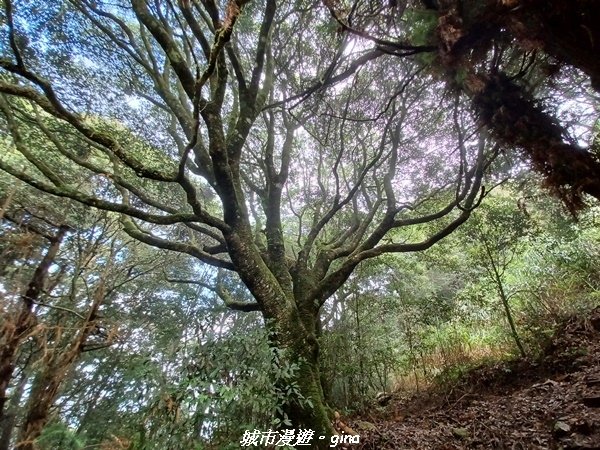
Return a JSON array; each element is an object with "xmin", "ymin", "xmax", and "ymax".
[
  {"xmin": 320, "ymin": 182, "xmax": 600, "ymax": 411},
  {"xmin": 93, "ymin": 317, "xmax": 316, "ymax": 450},
  {"xmin": 36, "ymin": 423, "xmax": 85, "ymax": 450},
  {"xmin": 405, "ymin": 9, "xmax": 438, "ymax": 47}
]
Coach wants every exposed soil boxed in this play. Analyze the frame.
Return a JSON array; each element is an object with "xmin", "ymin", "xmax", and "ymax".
[{"xmin": 350, "ymin": 307, "xmax": 600, "ymax": 449}]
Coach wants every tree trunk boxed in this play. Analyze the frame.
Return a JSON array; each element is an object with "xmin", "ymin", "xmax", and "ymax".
[
  {"xmin": 221, "ymin": 228, "xmax": 336, "ymax": 446},
  {"xmin": 267, "ymin": 309, "xmax": 335, "ymax": 450},
  {"xmin": 16, "ymin": 278, "xmax": 105, "ymax": 450},
  {"xmin": 0, "ymin": 371, "xmax": 26, "ymax": 450},
  {"xmin": 315, "ymin": 317, "xmax": 334, "ymax": 406},
  {"xmin": 508, "ymin": 0, "xmax": 600, "ymax": 91},
  {"xmin": 0, "ymin": 226, "xmax": 68, "ymax": 421},
  {"xmin": 482, "ymin": 237, "xmax": 527, "ymax": 358},
  {"xmin": 498, "ymin": 284, "xmax": 526, "ymax": 358}
]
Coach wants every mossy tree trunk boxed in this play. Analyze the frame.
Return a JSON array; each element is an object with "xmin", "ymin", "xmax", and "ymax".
[
  {"xmin": 269, "ymin": 308, "xmax": 333, "ymax": 440},
  {"xmin": 428, "ymin": 0, "xmax": 600, "ymax": 211}
]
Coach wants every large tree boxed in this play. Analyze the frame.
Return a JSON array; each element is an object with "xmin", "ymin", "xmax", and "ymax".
[{"xmin": 0, "ymin": 0, "xmax": 493, "ymax": 442}]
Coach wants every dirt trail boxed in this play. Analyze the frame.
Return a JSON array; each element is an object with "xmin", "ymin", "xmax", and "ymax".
[{"xmin": 352, "ymin": 308, "xmax": 600, "ymax": 449}]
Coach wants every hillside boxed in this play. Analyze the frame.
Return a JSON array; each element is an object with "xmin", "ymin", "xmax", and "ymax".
[{"xmin": 353, "ymin": 308, "xmax": 600, "ymax": 449}]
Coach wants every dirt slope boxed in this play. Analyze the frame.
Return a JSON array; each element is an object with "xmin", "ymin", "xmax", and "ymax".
[{"xmin": 352, "ymin": 308, "xmax": 600, "ymax": 449}]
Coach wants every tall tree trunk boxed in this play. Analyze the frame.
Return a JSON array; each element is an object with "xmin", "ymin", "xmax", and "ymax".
[
  {"xmin": 270, "ymin": 313, "xmax": 334, "ymax": 450},
  {"xmin": 497, "ymin": 280, "xmax": 526, "ymax": 358},
  {"xmin": 0, "ymin": 226, "xmax": 68, "ymax": 420},
  {"xmin": 315, "ymin": 317, "xmax": 334, "ymax": 406},
  {"xmin": 481, "ymin": 237, "xmax": 526, "ymax": 357},
  {"xmin": 16, "ymin": 278, "xmax": 105, "ymax": 450},
  {"xmin": 222, "ymin": 229, "xmax": 336, "ymax": 446}
]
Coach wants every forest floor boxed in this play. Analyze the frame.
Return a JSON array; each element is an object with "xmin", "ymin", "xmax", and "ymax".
[{"xmin": 350, "ymin": 307, "xmax": 600, "ymax": 449}]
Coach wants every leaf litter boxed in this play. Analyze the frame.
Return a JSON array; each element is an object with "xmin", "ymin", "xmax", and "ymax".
[{"xmin": 349, "ymin": 307, "xmax": 600, "ymax": 449}]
